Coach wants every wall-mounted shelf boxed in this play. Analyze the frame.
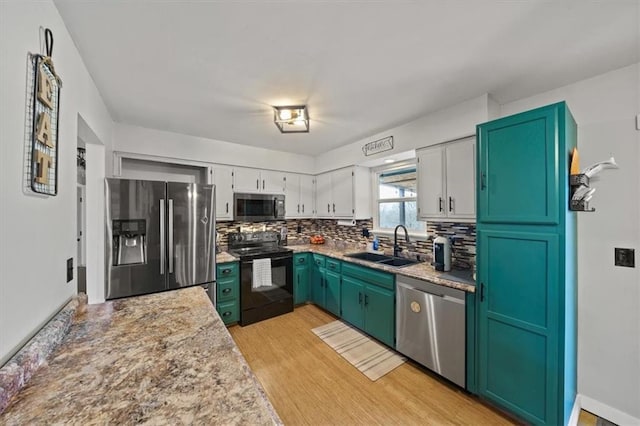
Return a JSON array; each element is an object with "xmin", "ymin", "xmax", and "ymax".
[{"xmin": 569, "ymin": 174, "xmax": 595, "ymax": 212}]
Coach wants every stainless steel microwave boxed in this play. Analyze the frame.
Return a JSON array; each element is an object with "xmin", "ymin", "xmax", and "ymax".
[{"xmin": 234, "ymin": 193, "xmax": 285, "ymax": 221}]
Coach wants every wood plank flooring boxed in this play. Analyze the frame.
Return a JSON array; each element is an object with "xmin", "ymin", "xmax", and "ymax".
[{"xmin": 229, "ymin": 304, "xmax": 516, "ymax": 425}]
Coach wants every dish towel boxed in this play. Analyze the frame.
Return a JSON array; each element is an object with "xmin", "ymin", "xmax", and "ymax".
[{"xmin": 252, "ymin": 258, "xmax": 272, "ymax": 289}]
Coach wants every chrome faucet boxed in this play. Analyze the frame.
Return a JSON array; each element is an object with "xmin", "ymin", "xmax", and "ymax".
[{"xmin": 393, "ymin": 225, "xmax": 410, "ymax": 258}]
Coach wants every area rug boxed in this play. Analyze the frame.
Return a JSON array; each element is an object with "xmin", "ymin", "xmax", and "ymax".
[{"xmin": 311, "ymin": 320, "xmax": 406, "ymax": 381}]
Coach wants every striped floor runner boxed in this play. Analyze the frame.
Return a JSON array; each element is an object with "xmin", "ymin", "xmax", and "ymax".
[{"xmin": 312, "ymin": 320, "xmax": 406, "ymax": 381}]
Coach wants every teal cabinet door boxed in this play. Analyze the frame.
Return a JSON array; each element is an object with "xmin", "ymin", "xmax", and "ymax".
[
  {"xmin": 341, "ymin": 276, "xmax": 364, "ymax": 329},
  {"xmin": 477, "ymin": 103, "xmax": 562, "ymax": 225},
  {"xmin": 325, "ymin": 269, "xmax": 341, "ymax": 316},
  {"xmin": 311, "ymin": 255, "xmax": 325, "ymax": 307},
  {"xmin": 478, "ymin": 229, "xmax": 560, "ymax": 425},
  {"xmin": 364, "ymin": 284, "xmax": 395, "ymax": 348},
  {"xmin": 293, "ymin": 253, "xmax": 309, "ymax": 305},
  {"xmin": 294, "ymin": 263, "xmax": 309, "ymax": 304}
]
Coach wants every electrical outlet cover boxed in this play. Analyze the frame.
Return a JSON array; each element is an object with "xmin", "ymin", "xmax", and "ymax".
[{"xmin": 614, "ymin": 248, "xmax": 635, "ymax": 268}]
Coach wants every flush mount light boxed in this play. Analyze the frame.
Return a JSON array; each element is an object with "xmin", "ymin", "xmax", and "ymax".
[
  {"xmin": 384, "ymin": 159, "xmax": 396, "ymax": 164},
  {"xmin": 273, "ymin": 105, "xmax": 309, "ymax": 133}
]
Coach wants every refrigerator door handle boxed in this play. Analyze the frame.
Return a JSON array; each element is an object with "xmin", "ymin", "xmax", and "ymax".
[
  {"xmin": 168, "ymin": 199, "xmax": 174, "ymax": 274},
  {"xmin": 160, "ymin": 199, "xmax": 165, "ymax": 274}
]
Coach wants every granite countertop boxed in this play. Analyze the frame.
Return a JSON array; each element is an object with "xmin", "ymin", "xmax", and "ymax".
[
  {"xmin": 287, "ymin": 244, "xmax": 476, "ymax": 293},
  {"xmin": 214, "ymin": 245, "xmax": 474, "ymax": 292},
  {"xmin": 216, "ymin": 251, "xmax": 238, "ymax": 263},
  {"xmin": 0, "ymin": 287, "xmax": 281, "ymax": 425}
]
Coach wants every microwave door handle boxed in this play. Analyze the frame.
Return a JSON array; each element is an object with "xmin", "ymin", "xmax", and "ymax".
[
  {"xmin": 168, "ymin": 199, "xmax": 174, "ymax": 274},
  {"xmin": 160, "ymin": 199, "xmax": 165, "ymax": 274}
]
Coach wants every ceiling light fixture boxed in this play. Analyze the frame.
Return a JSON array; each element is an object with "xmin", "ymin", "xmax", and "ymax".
[
  {"xmin": 384, "ymin": 159, "xmax": 395, "ymax": 163},
  {"xmin": 273, "ymin": 105, "xmax": 309, "ymax": 133}
]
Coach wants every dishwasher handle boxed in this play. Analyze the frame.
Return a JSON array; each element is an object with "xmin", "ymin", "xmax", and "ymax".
[{"xmin": 397, "ymin": 281, "xmax": 465, "ymax": 305}]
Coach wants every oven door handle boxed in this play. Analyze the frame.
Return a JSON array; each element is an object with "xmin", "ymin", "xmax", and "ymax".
[{"xmin": 242, "ymin": 255, "xmax": 292, "ymax": 264}]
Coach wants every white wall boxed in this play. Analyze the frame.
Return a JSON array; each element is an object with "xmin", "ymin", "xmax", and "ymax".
[
  {"xmin": 501, "ymin": 64, "xmax": 640, "ymax": 424},
  {"xmin": 0, "ymin": 1, "xmax": 113, "ymax": 364},
  {"xmin": 111, "ymin": 123, "xmax": 315, "ymax": 175},
  {"xmin": 314, "ymin": 94, "xmax": 492, "ymax": 173}
]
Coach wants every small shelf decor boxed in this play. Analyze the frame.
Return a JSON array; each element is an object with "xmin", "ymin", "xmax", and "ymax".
[{"xmin": 568, "ymin": 147, "xmax": 618, "ymax": 212}]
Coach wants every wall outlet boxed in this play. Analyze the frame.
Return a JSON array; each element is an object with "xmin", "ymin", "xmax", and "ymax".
[
  {"xmin": 362, "ymin": 227, "xmax": 370, "ymax": 238},
  {"xmin": 67, "ymin": 258, "xmax": 74, "ymax": 282},
  {"xmin": 614, "ymin": 248, "xmax": 635, "ymax": 268}
]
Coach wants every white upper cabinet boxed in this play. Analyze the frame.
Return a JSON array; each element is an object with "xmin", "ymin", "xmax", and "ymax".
[
  {"xmin": 284, "ymin": 173, "xmax": 315, "ymax": 218},
  {"xmin": 417, "ymin": 146, "xmax": 445, "ymax": 218},
  {"xmin": 444, "ymin": 138, "xmax": 476, "ymax": 219},
  {"xmin": 417, "ymin": 136, "xmax": 475, "ymax": 221},
  {"xmin": 211, "ymin": 166, "xmax": 234, "ymax": 221},
  {"xmin": 233, "ymin": 167, "xmax": 285, "ymax": 194},
  {"xmin": 315, "ymin": 172, "xmax": 333, "ymax": 217},
  {"xmin": 315, "ymin": 166, "xmax": 371, "ymax": 220}
]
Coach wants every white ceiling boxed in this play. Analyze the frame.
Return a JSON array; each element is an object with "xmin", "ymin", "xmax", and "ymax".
[{"xmin": 54, "ymin": 0, "xmax": 639, "ymax": 156}]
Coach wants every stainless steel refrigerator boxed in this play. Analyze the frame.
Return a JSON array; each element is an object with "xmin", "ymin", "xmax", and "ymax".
[{"xmin": 105, "ymin": 178, "xmax": 216, "ymax": 301}]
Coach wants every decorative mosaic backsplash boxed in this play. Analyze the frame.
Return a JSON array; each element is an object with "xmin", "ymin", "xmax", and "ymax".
[{"xmin": 216, "ymin": 219, "xmax": 476, "ymax": 269}]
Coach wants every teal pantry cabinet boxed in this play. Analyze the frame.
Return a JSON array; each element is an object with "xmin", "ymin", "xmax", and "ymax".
[
  {"xmin": 216, "ymin": 261, "xmax": 240, "ymax": 325},
  {"xmin": 293, "ymin": 253, "xmax": 310, "ymax": 304},
  {"xmin": 476, "ymin": 102, "xmax": 577, "ymax": 425},
  {"xmin": 310, "ymin": 254, "xmax": 341, "ymax": 316},
  {"xmin": 341, "ymin": 263, "xmax": 395, "ymax": 348}
]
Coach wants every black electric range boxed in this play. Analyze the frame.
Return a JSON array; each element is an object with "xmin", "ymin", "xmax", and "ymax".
[{"xmin": 227, "ymin": 231, "xmax": 293, "ymax": 325}]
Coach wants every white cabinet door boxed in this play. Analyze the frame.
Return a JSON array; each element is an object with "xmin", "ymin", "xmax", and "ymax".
[
  {"xmin": 284, "ymin": 173, "xmax": 301, "ymax": 218},
  {"xmin": 299, "ymin": 174, "xmax": 315, "ymax": 217},
  {"xmin": 332, "ymin": 167, "xmax": 354, "ymax": 218},
  {"xmin": 445, "ymin": 138, "xmax": 475, "ymax": 219},
  {"xmin": 261, "ymin": 170, "xmax": 285, "ymax": 194},
  {"xmin": 417, "ymin": 146, "xmax": 445, "ymax": 219},
  {"xmin": 213, "ymin": 167, "xmax": 234, "ymax": 221},
  {"xmin": 315, "ymin": 172, "xmax": 333, "ymax": 218},
  {"xmin": 233, "ymin": 167, "xmax": 262, "ymax": 193}
]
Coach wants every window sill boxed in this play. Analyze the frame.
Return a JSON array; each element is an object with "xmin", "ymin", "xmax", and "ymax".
[{"xmin": 371, "ymin": 229, "xmax": 430, "ymax": 241}]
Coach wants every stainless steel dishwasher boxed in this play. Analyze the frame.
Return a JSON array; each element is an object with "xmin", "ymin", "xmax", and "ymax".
[{"xmin": 396, "ymin": 275, "xmax": 466, "ymax": 388}]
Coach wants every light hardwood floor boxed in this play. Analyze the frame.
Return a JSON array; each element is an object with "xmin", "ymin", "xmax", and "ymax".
[{"xmin": 229, "ymin": 304, "xmax": 516, "ymax": 425}]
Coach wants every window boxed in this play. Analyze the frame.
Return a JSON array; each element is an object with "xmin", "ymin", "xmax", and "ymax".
[{"xmin": 375, "ymin": 165, "xmax": 425, "ymax": 233}]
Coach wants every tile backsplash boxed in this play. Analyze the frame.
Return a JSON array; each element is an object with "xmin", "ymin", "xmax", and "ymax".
[{"xmin": 216, "ymin": 219, "xmax": 476, "ymax": 269}]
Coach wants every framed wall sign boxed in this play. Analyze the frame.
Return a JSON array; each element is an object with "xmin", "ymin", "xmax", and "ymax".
[
  {"xmin": 362, "ymin": 136, "xmax": 393, "ymax": 156},
  {"xmin": 24, "ymin": 29, "xmax": 62, "ymax": 196}
]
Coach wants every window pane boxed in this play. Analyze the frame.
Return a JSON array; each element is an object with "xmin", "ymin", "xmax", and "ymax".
[
  {"xmin": 379, "ymin": 169, "xmax": 417, "ymax": 199},
  {"xmin": 379, "ymin": 201, "xmax": 424, "ymax": 232}
]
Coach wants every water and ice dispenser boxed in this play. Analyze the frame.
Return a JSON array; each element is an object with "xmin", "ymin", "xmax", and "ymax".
[{"xmin": 112, "ymin": 219, "xmax": 146, "ymax": 266}]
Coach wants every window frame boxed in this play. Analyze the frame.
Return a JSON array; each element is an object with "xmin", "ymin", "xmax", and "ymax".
[{"xmin": 371, "ymin": 160, "xmax": 427, "ymax": 240}]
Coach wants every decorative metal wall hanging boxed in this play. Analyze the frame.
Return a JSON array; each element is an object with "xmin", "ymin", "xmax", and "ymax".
[
  {"xmin": 362, "ymin": 136, "xmax": 393, "ymax": 156},
  {"xmin": 25, "ymin": 28, "xmax": 62, "ymax": 196}
]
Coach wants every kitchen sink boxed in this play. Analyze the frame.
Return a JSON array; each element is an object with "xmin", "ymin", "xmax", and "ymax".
[
  {"xmin": 344, "ymin": 252, "xmax": 392, "ymax": 262},
  {"xmin": 378, "ymin": 257, "xmax": 419, "ymax": 267},
  {"xmin": 344, "ymin": 252, "xmax": 420, "ymax": 268}
]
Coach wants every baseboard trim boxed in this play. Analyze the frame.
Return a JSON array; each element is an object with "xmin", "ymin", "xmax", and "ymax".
[
  {"xmin": 568, "ymin": 394, "xmax": 581, "ymax": 426},
  {"xmin": 580, "ymin": 394, "xmax": 640, "ymax": 426}
]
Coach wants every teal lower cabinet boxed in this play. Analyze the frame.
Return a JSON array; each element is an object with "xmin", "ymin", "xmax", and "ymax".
[
  {"xmin": 293, "ymin": 253, "xmax": 310, "ymax": 305},
  {"xmin": 310, "ymin": 254, "xmax": 341, "ymax": 316},
  {"xmin": 311, "ymin": 254, "xmax": 326, "ymax": 307},
  {"xmin": 324, "ymin": 259, "xmax": 341, "ymax": 316},
  {"xmin": 341, "ymin": 263, "xmax": 395, "ymax": 348},
  {"xmin": 216, "ymin": 261, "xmax": 240, "ymax": 325}
]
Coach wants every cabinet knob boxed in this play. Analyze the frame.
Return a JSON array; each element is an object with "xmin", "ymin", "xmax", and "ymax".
[
  {"xmin": 438, "ymin": 197, "xmax": 443, "ymax": 212},
  {"xmin": 449, "ymin": 196, "xmax": 453, "ymax": 212},
  {"xmin": 222, "ymin": 269, "xmax": 231, "ymax": 274},
  {"xmin": 223, "ymin": 311, "xmax": 232, "ymax": 317},
  {"xmin": 222, "ymin": 288, "xmax": 231, "ymax": 294}
]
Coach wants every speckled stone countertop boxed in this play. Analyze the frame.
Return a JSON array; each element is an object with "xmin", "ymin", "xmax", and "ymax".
[
  {"xmin": 0, "ymin": 287, "xmax": 281, "ymax": 425},
  {"xmin": 216, "ymin": 251, "xmax": 238, "ymax": 264},
  {"xmin": 287, "ymin": 244, "xmax": 476, "ymax": 293}
]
